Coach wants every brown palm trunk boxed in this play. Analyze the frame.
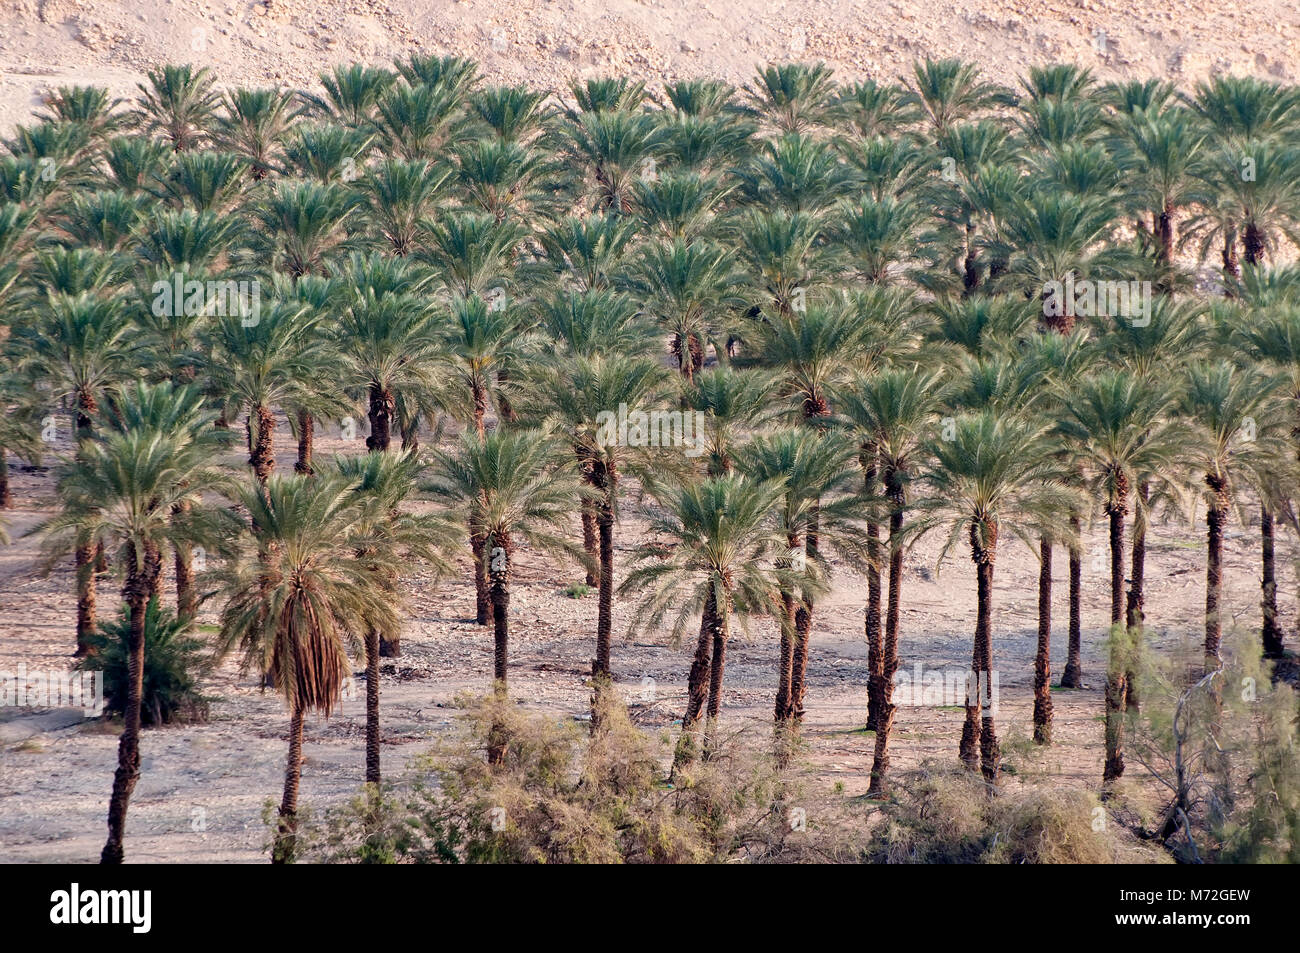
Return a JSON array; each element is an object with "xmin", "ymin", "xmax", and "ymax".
[
  {"xmin": 1261, "ymin": 503, "xmax": 1283, "ymax": 658},
  {"xmin": 249, "ymin": 404, "xmax": 275, "ymax": 485},
  {"xmin": 1157, "ymin": 203, "xmax": 1175, "ymax": 264},
  {"xmin": 471, "ymin": 378, "xmax": 488, "ymax": 442},
  {"xmin": 703, "ymin": 607, "xmax": 729, "ymax": 758},
  {"xmin": 173, "ymin": 498, "xmax": 196, "ymax": 618},
  {"xmin": 366, "ymin": 384, "xmax": 394, "ymax": 452},
  {"xmin": 1102, "ymin": 491, "xmax": 1129, "ymax": 785},
  {"xmin": 470, "ymin": 518, "xmax": 492, "ymax": 629},
  {"xmin": 1060, "ymin": 515, "xmax": 1083, "ymax": 687},
  {"xmin": 1033, "ymin": 536, "xmax": 1052, "ymax": 745},
  {"xmin": 863, "ymin": 456, "xmax": 884, "ymax": 730},
  {"xmin": 591, "ymin": 469, "xmax": 617, "ymax": 721},
  {"xmin": 790, "ymin": 505, "xmax": 819, "ymax": 724},
  {"xmin": 0, "ymin": 446, "xmax": 10, "ymax": 508},
  {"xmin": 486, "ymin": 532, "xmax": 512, "ymax": 765},
  {"xmin": 294, "ymin": 410, "xmax": 314, "ymax": 475},
  {"xmin": 100, "ymin": 546, "xmax": 158, "ymax": 864},
  {"xmin": 868, "ymin": 481, "xmax": 905, "ymax": 794},
  {"xmin": 365, "ymin": 626, "xmax": 381, "ymax": 784},
  {"xmin": 75, "ymin": 540, "xmax": 96, "ymax": 656},
  {"xmin": 1205, "ymin": 476, "xmax": 1227, "ymax": 672},
  {"xmin": 1125, "ymin": 481, "xmax": 1148, "ymax": 709},
  {"xmin": 580, "ymin": 502, "xmax": 599, "ymax": 587},
  {"xmin": 272, "ymin": 705, "xmax": 304, "ymax": 864},
  {"xmin": 964, "ymin": 529, "xmax": 999, "ymax": 783},
  {"xmin": 677, "ymin": 584, "xmax": 719, "ymax": 767},
  {"xmin": 774, "ymin": 531, "xmax": 800, "ymax": 726}
]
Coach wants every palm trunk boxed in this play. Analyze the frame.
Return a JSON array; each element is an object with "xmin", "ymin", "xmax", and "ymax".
[
  {"xmin": 471, "ymin": 518, "xmax": 492, "ymax": 628},
  {"xmin": 774, "ymin": 532, "xmax": 799, "ymax": 726},
  {"xmin": 1261, "ymin": 503, "xmax": 1284, "ymax": 658},
  {"xmin": 1033, "ymin": 536, "xmax": 1052, "ymax": 745},
  {"xmin": 1060, "ymin": 514, "xmax": 1083, "ymax": 687},
  {"xmin": 249, "ymin": 404, "xmax": 275, "ymax": 485},
  {"xmin": 471, "ymin": 378, "xmax": 488, "ymax": 442},
  {"xmin": 592, "ymin": 469, "xmax": 616, "ymax": 720},
  {"xmin": 366, "ymin": 383, "xmax": 394, "ymax": 452},
  {"xmin": 1125, "ymin": 481, "xmax": 1148, "ymax": 710},
  {"xmin": 100, "ymin": 547, "xmax": 158, "ymax": 864},
  {"xmin": 272, "ymin": 705, "xmax": 304, "ymax": 864},
  {"xmin": 75, "ymin": 540, "xmax": 96, "ymax": 656},
  {"xmin": 487, "ymin": 531, "xmax": 512, "ymax": 765},
  {"xmin": 964, "ymin": 530, "xmax": 999, "ymax": 783},
  {"xmin": 703, "ymin": 607, "xmax": 729, "ymax": 758},
  {"xmin": 1157, "ymin": 203, "xmax": 1175, "ymax": 264},
  {"xmin": 1102, "ymin": 491, "xmax": 1128, "ymax": 785},
  {"xmin": 863, "ymin": 451, "xmax": 884, "ymax": 729},
  {"xmin": 677, "ymin": 584, "xmax": 719, "ymax": 767},
  {"xmin": 580, "ymin": 497, "xmax": 599, "ymax": 587},
  {"xmin": 1205, "ymin": 476, "xmax": 1227, "ymax": 672},
  {"xmin": 365, "ymin": 626, "xmax": 381, "ymax": 784},
  {"xmin": 790, "ymin": 504, "xmax": 819, "ymax": 724},
  {"xmin": 173, "ymin": 498, "xmax": 196, "ymax": 619},
  {"xmin": 868, "ymin": 480, "xmax": 905, "ymax": 794},
  {"xmin": 0, "ymin": 446, "xmax": 10, "ymax": 508},
  {"xmin": 294, "ymin": 410, "xmax": 314, "ymax": 475}
]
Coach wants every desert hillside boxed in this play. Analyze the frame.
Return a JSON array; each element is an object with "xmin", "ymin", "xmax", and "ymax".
[{"xmin": 1, "ymin": 0, "xmax": 1297, "ymax": 130}]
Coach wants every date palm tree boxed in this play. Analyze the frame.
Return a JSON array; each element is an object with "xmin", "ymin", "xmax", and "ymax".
[
  {"xmin": 332, "ymin": 450, "xmax": 454, "ymax": 780},
  {"xmin": 14, "ymin": 292, "xmax": 134, "ymax": 652},
  {"xmin": 621, "ymin": 473, "xmax": 787, "ymax": 766},
  {"xmin": 538, "ymin": 353, "xmax": 666, "ymax": 710},
  {"xmin": 33, "ymin": 381, "xmax": 230, "ymax": 863},
  {"xmin": 215, "ymin": 471, "xmax": 397, "ymax": 862},
  {"xmin": 135, "ymin": 65, "xmax": 219, "ymax": 152},
  {"xmin": 909, "ymin": 410, "xmax": 1077, "ymax": 782},
  {"xmin": 1180, "ymin": 362, "xmax": 1287, "ymax": 677},
  {"xmin": 425, "ymin": 429, "xmax": 581, "ymax": 763},
  {"xmin": 213, "ymin": 87, "xmax": 298, "ymax": 180},
  {"xmin": 837, "ymin": 367, "xmax": 947, "ymax": 793},
  {"xmin": 1059, "ymin": 371, "xmax": 1192, "ymax": 783}
]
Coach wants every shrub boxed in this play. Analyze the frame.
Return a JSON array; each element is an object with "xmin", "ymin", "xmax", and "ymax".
[{"xmin": 77, "ymin": 597, "xmax": 211, "ymax": 726}]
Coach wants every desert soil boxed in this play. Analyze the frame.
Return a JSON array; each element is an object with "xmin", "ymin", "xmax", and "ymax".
[{"xmin": 0, "ymin": 412, "xmax": 1287, "ymax": 861}]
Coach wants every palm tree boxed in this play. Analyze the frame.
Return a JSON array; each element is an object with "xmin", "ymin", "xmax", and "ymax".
[
  {"xmin": 629, "ymin": 238, "xmax": 744, "ymax": 380},
  {"xmin": 332, "ymin": 450, "xmax": 453, "ymax": 781},
  {"xmin": 1233, "ymin": 301, "xmax": 1300, "ymax": 658},
  {"xmin": 1180, "ymin": 362, "xmax": 1287, "ymax": 676},
  {"xmin": 1059, "ymin": 371, "xmax": 1191, "ymax": 782},
  {"xmin": 904, "ymin": 59, "xmax": 1014, "ymax": 140},
  {"xmin": 426, "ymin": 429, "xmax": 581, "ymax": 763},
  {"xmin": 745, "ymin": 63, "xmax": 838, "ymax": 135},
  {"xmin": 335, "ymin": 290, "xmax": 442, "ymax": 458},
  {"xmin": 734, "ymin": 430, "xmax": 857, "ymax": 733},
  {"xmin": 837, "ymin": 367, "xmax": 947, "ymax": 793},
  {"xmin": 538, "ymin": 353, "xmax": 666, "ymax": 709},
  {"xmin": 255, "ymin": 180, "xmax": 358, "ymax": 280},
  {"xmin": 135, "ymin": 65, "xmax": 219, "ymax": 152},
  {"xmin": 621, "ymin": 474, "xmax": 786, "ymax": 765},
  {"xmin": 33, "ymin": 381, "xmax": 229, "ymax": 863},
  {"xmin": 204, "ymin": 301, "xmax": 328, "ymax": 486},
  {"xmin": 215, "ymin": 472, "xmax": 396, "ymax": 862},
  {"xmin": 15, "ymin": 292, "xmax": 134, "ymax": 653},
  {"xmin": 910, "ymin": 410, "xmax": 1076, "ymax": 782},
  {"xmin": 213, "ymin": 86, "xmax": 297, "ymax": 180}
]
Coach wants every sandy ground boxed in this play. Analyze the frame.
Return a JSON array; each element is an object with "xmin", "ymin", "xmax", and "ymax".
[
  {"xmin": 0, "ymin": 410, "xmax": 1289, "ymax": 862},
  {"xmin": 2, "ymin": 0, "xmax": 1299, "ymax": 135}
]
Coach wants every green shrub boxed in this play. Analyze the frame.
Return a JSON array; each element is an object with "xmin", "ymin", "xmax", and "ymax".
[{"xmin": 77, "ymin": 597, "xmax": 211, "ymax": 726}]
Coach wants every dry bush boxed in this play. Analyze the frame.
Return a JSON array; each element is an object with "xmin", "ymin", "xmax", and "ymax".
[{"xmin": 863, "ymin": 763, "xmax": 1167, "ymax": 864}]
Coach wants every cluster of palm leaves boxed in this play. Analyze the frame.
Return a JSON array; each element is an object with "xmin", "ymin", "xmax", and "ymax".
[{"xmin": 3, "ymin": 56, "xmax": 1300, "ymax": 864}]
